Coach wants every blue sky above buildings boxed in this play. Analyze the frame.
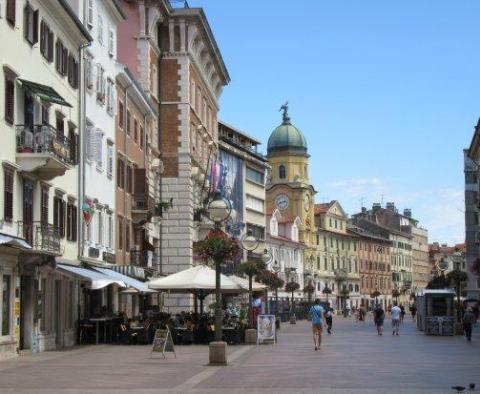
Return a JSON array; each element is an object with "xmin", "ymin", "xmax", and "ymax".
[{"xmin": 189, "ymin": 0, "xmax": 479, "ymax": 244}]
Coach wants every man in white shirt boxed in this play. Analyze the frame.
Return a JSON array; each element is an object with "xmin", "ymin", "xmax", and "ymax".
[{"xmin": 391, "ymin": 301, "xmax": 402, "ymax": 336}]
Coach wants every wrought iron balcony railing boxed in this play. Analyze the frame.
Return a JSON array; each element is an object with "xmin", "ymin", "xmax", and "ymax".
[
  {"xmin": 16, "ymin": 124, "xmax": 73, "ymax": 165},
  {"xmin": 17, "ymin": 221, "xmax": 62, "ymax": 255}
]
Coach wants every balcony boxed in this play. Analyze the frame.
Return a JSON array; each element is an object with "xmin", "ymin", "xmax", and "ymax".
[
  {"xmin": 130, "ymin": 250, "xmax": 149, "ymax": 268},
  {"xmin": 17, "ymin": 221, "xmax": 62, "ymax": 255},
  {"xmin": 16, "ymin": 124, "xmax": 74, "ymax": 180}
]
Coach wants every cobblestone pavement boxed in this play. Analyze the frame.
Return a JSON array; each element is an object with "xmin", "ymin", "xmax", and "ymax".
[{"xmin": 0, "ymin": 317, "xmax": 478, "ymax": 394}]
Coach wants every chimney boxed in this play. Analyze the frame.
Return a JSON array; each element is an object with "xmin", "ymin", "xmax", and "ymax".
[
  {"xmin": 403, "ymin": 209, "xmax": 412, "ymax": 218},
  {"xmin": 386, "ymin": 202, "xmax": 395, "ymax": 211},
  {"xmin": 372, "ymin": 203, "xmax": 381, "ymax": 210}
]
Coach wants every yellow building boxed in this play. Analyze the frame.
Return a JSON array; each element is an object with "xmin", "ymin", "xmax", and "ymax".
[{"xmin": 266, "ymin": 105, "xmax": 317, "ymax": 292}]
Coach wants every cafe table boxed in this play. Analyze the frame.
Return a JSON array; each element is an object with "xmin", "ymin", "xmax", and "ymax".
[{"xmin": 89, "ymin": 317, "xmax": 115, "ymax": 345}]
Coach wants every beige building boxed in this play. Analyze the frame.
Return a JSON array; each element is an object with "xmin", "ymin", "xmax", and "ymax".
[
  {"xmin": 411, "ymin": 226, "xmax": 430, "ymax": 291},
  {"xmin": 314, "ymin": 201, "xmax": 360, "ymax": 309},
  {"xmin": 0, "ymin": 0, "xmax": 91, "ymax": 357}
]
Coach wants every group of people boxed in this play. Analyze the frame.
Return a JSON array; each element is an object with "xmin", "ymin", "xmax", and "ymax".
[{"xmin": 372, "ymin": 302, "xmax": 405, "ymax": 336}]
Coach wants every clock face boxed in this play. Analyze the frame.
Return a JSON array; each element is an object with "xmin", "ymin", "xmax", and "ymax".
[
  {"xmin": 304, "ymin": 194, "xmax": 311, "ymax": 212},
  {"xmin": 275, "ymin": 194, "xmax": 289, "ymax": 210}
]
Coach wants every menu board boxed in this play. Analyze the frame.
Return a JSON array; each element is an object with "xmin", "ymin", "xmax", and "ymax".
[{"xmin": 151, "ymin": 328, "xmax": 175, "ymax": 358}]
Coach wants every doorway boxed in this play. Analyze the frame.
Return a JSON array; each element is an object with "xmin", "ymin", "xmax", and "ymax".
[
  {"xmin": 54, "ymin": 280, "xmax": 62, "ymax": 347},
  {"xmin": 19, "ymin": 276, "xmax": 34, "ymax": 350}
]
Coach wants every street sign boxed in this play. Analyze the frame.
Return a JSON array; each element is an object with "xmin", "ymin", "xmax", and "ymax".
[
  {"xmin": 151, "ymin": 328, "xmax": 175, "ymax": 358},
  {"xmin": 257, "ymin": 314, "xmax": 276, "ymax": 344}
]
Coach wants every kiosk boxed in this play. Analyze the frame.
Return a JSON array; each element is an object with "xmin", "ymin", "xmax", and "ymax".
[{"xmin": 416, "ymin": 289, "xmax": 455, "ymax": 336}]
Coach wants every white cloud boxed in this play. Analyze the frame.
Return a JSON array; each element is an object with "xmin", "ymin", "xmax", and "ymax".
[{"xmin": 324, "ymin": 178, "xmax": 464, "ymax": 244}]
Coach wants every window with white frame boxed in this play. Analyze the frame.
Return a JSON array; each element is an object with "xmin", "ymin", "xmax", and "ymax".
[
  {"xmin": 106, "ymin": 79, "xmax": 115, "ymax": 115},
  {"xmin": 85, "ymin": 56, "xmax": 94, "ymax": 90},
  {"xmin": 108, "ymin": 29, "xmax": 114, "ymax": 56},
  {"xmin": 86, "ymin": 124, "xmax": 95, "ymax": 161},
  {"xmin": 97, "ymin": 14, "xmax": 103, "ymax": 44},
  {"xmin": 107, "ymin": 213, "xmax": 113, "ymax": 248},
  {"xmin": 97, "ymin": 211, "xmax": 103, "ymax": 245},
  {"xmin": 87, "ymin": 0, "xmax": 94, "ymax": 28},
  {"xmin": 94, "ymin": 129, "xmax": 103, "ymax": 169},
  {"xmin": 246, "ymin": 195, "xmax": 264, "ymax": 213},
  {"xmin": 107, "ymin": 141, "xmax": 114, "ymax": 178},
  {"xmin": 96, "ymin": 64, "xmax": 106, "ymax": 103},
  {"xmin": 291, "ymin": 224, "xmax": 298, "ymax": 242}
]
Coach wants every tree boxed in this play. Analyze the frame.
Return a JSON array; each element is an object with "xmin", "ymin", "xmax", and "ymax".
[
  {"xmin": 303, "ymin": 283, "xmax": 315, "ymax": 304},
  {"xmin": 260, "ymin": 271, "xmax": 284, "ymax": 316},
  {"xmin": 238, "ymin": 261, "xmax": 259, "ymax": 327},
  {"xmin": 392, "ymin": 288, "xmax": 400, "ymax": 302},
  {"xmin": 370, "ymin": 290, "xmax": 381, "ymax": 304},
  {"xmin": 446, "ymin": 269, "xmax": 468, "ymax": 322},
  {"xmin": 322, "ymin": 286, "xmax": 332, "ymax": 303},
  {"xmin": 426, "ymin": 275, "xmax": 449, "ymax": 289},
  {"xmin": 285, "ymin": 281, "xmax": 300, "ymax": 318}
]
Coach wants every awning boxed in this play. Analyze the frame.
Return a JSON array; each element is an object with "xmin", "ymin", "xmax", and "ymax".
[
  {"xmin": 110, "ymin": 265, "xmax": 146, "ymax": 280},
  {"xmin": 229, "ymin": 275, "xmax": 267, "ymax": 292},
  {"xmin": 17, "ymin": 79, "xmax": 72, "ymax": 107},
  {"xmin": 0, "ymin": 233, "xmax": 32, "ymax": 249},
  {"xmin": 92, "ymin": 267, "xmax": 156, "ymax": 294},
  {"xmin": 57, "ymin": 264, "xmax": 126, "ymax": 290}
]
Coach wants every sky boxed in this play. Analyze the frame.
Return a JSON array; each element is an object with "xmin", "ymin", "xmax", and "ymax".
[{"xmin": 188, "ymin": 0, "xmax": 480, "ymax": 245}]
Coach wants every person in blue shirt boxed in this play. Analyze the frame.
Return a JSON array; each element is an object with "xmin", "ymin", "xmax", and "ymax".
[{"xmin": 309, "ymin": 298, "xmax": 325, "ymax": 351}]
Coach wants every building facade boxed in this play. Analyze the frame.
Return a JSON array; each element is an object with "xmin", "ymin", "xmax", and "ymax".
[
  {"xmin": 465, "ymin": 128, "xmax": 480, "ymax": 299},
  {"xmin": 348, "ymin": 225, "xmax": 392, "ymax": 309},
  {"xmin": 67, "ymin": 0, "xmax": 125, "ymax": 267},
  {"xmin": 0, "ymin": 0, "xmax": 91, "ymax": 357},
  {"xmin": 411, "ymin": 226, "xmax": 430, "ymax": 291},
  {"xmin": 313, "ymin": 201, "xmax": 360, "ymax": 309}
]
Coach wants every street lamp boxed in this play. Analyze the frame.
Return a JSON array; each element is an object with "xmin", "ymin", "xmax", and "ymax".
[
  {"xmin": 206, "ymin": 191, "xmax": 232, "ymax": 344},
  {"xmin": 261, "ymin": 249, "xmax": 273, "ymax": 314},
  {"xmin": 240, "ymin": 229, "xmax": 261, "ymax": 327},
  {"xmin": 272, "ymin": 259, "xmax": 281, "ymax": 317}
]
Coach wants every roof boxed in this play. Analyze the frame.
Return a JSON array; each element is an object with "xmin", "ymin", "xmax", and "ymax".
[
  {"xmin": 314, "ymin": 202, "xmax": 334, "ymax": 215},
  {"xmin": 58, "ymin": 0, "xmax": 93, "ymax": 42},
  {"xmin": 219, "ymin": 121, "xmax": 261, "ymax": 145},
  {"xmin": 267, "ymin": 121, "xmax": 307, "ymax": 155}
]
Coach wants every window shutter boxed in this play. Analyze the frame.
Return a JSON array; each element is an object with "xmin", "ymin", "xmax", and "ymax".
[
  {"xmin": 87, "ymin": 0, "xmax": 94, "ymax": 27},
  {"xmin": 32, "ymin": 10, "xmax": 39, "ymax": 44},
  {"xmin": 3, "ymin": 169, "xmax": 14, "ymax": 222},
  {"xmin": 62, "ymin": 46, "xmax": 68, "ymax": 76},
  {"xmin": 48, "ymin": 30, "xmax": 54, "ymax": 62},
  {"xmin": 95, "ymin": 130, "xmax": 103, "ymax": 167},
  {"xmin": 23, "ymin": 3, "xmax": 29, "ymax": 41},
  {"xmin": 41, "ymin": 187, "xmax": 48, "ymax": 224},
  {"xmin": 73, "ymin": 60, "xmax": 79, "ymax": 89},
  {"xmin": 72, "ymin": 205, "xmax": 77, "ymax": 241},
  {"xmin": 55, "ymin": 40, "xmax": 61, "ymax": 73},
  {"xmin": 6, "ymin": 0, "xmax": 16, "ymax": 25},
  {"xmin": 98, "ymin": 15, "xmax": 103, "ymax": 44},
  {"xmin": 86, "ymin": 126, "xmax": 94, "ymax": 160},
  {"xmin": 61, "ymin": 199, "xmax": 65, "ymax": 238},
  {"xmin": 40, "ymin": 21, "xmax": 45, "ymax": 54},
  {"xmin": 66, "ymin": 203, "xmax": 71, "ymax": 240},
  {"xmin": 133, "ymin": 168, "xmax": 146, "ymax": 195},
  {"xmin": 4, "ymin": 77, "xmax": 15, "ymax": 125},
  {"xmin": 108, "ymin": 29, "xmax": 114, "ymax": 55}
]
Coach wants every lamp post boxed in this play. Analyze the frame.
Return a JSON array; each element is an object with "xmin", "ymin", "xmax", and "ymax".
[
  {"xmin": 240, "ymin": 230, "xmax": 259, "ymax": 327},
  {"xmin": 261, "ymin": 249, "xmax": 273, "ymax": 314},
  {"xmin": 271, "ymin": 259, "xmax": 281, "ymax": 317},
  {"xmin": 206, "ymin": 191, "xmax": 232, "ymax": 344}
]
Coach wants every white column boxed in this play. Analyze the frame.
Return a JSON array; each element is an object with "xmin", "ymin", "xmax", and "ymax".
[
  {"xmin": 179, "ymin": 19, "xmax": 186, "ymax": 52},
  {"xmin": 169, "ymin": 19, "xmax": 175, "ymax": 52}
]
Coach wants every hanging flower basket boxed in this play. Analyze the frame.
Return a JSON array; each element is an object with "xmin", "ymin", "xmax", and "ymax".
[
  {"xmin": 285, "ymin": 281, "xmax": 300, "ymax": 293},
  {"xmin": 303, "ymin": 283, "xmax": 315, "ymax": 294},
  {"xmin": 193, "ymin": 230, "xmax": 241, "ymax": 263}
]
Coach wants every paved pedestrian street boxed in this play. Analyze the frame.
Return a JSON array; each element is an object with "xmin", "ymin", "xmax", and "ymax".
[{"xmin": 0, "ymin": 317, "xmax": 478, "ymax": 394}]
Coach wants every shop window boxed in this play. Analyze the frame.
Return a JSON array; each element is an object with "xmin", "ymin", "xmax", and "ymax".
[{"xmin": 3, "ymin": 168, "xmax": 14, "ymax": 222}]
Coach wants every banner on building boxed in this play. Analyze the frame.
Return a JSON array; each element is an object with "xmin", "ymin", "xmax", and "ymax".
[{"xmin": 257, "ymin": 314, "xmax": 276, "ymax": 344}]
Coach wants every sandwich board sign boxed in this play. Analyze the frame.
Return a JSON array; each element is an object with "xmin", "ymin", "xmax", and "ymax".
[
  {"xmin": 151, "ymin": 328, "xmax": 176, "ymax": 358},
  {"xmin": 257, "ymin": 314, "xmax": 276, "ymax": 344}
]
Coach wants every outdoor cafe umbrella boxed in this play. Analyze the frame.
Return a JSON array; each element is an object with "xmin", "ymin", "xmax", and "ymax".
[
  {"xmin": 148, "ymin": 265, "xmax": 245, "ymax": 313},
  {"xmin": 229, "ymin": 275, "xmax": 267, "ymax": 292}
]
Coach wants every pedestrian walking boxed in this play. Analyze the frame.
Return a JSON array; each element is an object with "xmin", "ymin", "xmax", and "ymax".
[
  {"xmin": 391, "ymin": 302, "xmax": 401, "ymax": 336},
  {"xmin": 309, "ymin": 298, "xmax": 324, "ymax": 351},
  {"xmin": 409, "ymin": 304, "xmax": 417, "ymax": 321},
  {"xmin": 373, "ymin": 304, "xmax": 385, "ymax": 335},
  {"xmin": 399, "ymin": 304, "xmax": 405, "ymax": 323},
  {"xmin": 324, "ymin": 305, "xmax": 333, "ymax": 334},
  {"xmin": 463, "ymin": 307, "xmax": 476, "ymax": 342}
]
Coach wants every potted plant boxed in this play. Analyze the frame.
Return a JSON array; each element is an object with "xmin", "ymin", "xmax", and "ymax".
[
  {"xmin": 370, "ymin": 290, "xmax": 381, "ymax": 304},
  {"xmin": 303, "ymin": 283, "xmax": 315, "ymax": 304},
  {"xmin": 193, "ymin": 230, "xmax": 241, "ymax": 264},
  {"xmin": 322, "ymin": 286, "xmax": 332, "ymax": 303},
  {"xmin": 155, "ymin": 198, "xmax": 174, "ymax": 217},
  {"xmin": 238, "ymin": 261, "xmax": 260, "ymax": 328}
]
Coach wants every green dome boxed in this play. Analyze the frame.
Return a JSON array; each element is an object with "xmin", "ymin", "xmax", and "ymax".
[{"xmin": 267, "ymin": 110, "xmax": 307, "ymax": 155}]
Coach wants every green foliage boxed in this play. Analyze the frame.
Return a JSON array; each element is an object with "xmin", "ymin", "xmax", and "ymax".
[
  {"xmin": 426, "ymin": 275, "xmax": 449, "ymax": 289},
  {"xmin": 370, "ymin": 290, "xmax": 381, "ymax": 298},
  {"xmin": 446, "ymin": 269, "xmax": 468, "ymax": 285},
  {"xmin": 303, "ymin": 283, "xmax": 315, "ymax": 294},
  {"xmin": 392, "ymin": 288, "xmax": 401, "ymax": 297},
  {"xmin": 237, "ymin": 261, "xmax": 259, "ymax": 278},
  {"xmin": 285, "ymin": 281, "xmax": 300, "ymax": 293},
  {"xmin": 259, "ymin": 271, "xmax": 284, "ymax": 290},
  {"xmin": 194, "ymin": 230, "xmax": 241, "ymax": 262}
]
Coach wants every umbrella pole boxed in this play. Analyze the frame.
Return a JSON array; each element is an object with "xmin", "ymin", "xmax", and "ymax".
[{"xmin": 194, "ymin": 293, "xmax": 198, "ymax": 314}]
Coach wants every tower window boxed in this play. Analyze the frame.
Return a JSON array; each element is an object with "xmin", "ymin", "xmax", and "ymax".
[{"xmin": 279, "ymin": 165, "xmax": 286, "ymax": 179}]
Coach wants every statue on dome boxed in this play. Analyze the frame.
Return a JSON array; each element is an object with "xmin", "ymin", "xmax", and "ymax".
[{"xmin": 279, "ymin": 101, "xmax": 290, "ymax": 124}]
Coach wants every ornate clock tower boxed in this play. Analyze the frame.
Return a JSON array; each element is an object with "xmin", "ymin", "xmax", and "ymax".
[{"xmin": 266, "ymin": 104, "xmax": 316, "ymax": 247}]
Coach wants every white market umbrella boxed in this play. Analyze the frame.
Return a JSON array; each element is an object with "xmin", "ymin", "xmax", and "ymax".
[
  {"xmin": 229, "ymin": 275, "xmax": 267, "ymax": 292},
  {"xmin": 147, "ymin": 265, "xmax": 244, "ymax": 294}
]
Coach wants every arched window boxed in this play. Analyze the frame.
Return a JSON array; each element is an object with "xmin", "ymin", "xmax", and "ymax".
[
  {"xmin": 279, "ymin": 165, "xmax": 286, "ymax": 179},
  {"xmin": 355, "ymin": 284, "xmax": 359, "ymax": 292}
]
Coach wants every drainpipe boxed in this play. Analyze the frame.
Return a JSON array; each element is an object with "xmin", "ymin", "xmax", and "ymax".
[{"xmin": 78, "ymin": 42, "xmax": 91, "ymax": 262}]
